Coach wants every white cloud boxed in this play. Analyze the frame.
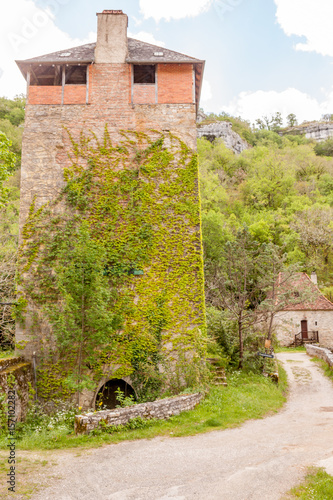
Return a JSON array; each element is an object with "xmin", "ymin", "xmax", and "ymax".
[
  {"xmin": 128, "ymin": 31, "xmax": 165, "ymax": 47},
  {"xmin": 0, "ymin": 0, "xmax": 95, "ymax": 98},
  {"xmin": 275, "ymin": 0, "xmax": 333, "ymax": 57},
  {"xmin": 221, "ymin": 87, "xmax": 333, "ymax": 125},
  {"xmin": 201, "ymin": 79, "xmax": 213, "ymax": 103},
  {"xmin": 139, "ymin": 0, "xmax": 212, "ymax": 22}
]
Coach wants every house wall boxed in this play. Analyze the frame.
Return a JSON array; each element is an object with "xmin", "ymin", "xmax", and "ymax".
[
  {"xmin": 274, "ymin": 310, "xmax": 333, "ymax": 348},
  {"xmin": 27, "ymin": 63, "xmax": 195, "ymax": 106},
  {"xmin": 157, "ymin": 64, "xmax": 194, "ymax": 104},
  {"xmin": 17, "ymin": 59, "xmax": 205, "ymax": 408}
]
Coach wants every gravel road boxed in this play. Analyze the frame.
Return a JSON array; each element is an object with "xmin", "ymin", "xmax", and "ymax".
[{"xmin": 31, "ymin": 352, "xmax": 333, "ymax": 500}]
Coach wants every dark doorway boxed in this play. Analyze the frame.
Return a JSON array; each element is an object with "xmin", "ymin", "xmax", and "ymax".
[
  {"xmin": 95, "ymin": 379, "xmax": 135, "ymax": 410},
  {"xmin": 301, "ymin": 320, "xmax": 308, "ymax": 339}
]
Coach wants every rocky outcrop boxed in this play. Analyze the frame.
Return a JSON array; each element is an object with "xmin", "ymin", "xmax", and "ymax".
[
  {"xmin": 197, "ymin": 121, "xmax": 250, "ymax": 154},
  {"xmin": 282, "ymin": 122, "xmax": 333, "ymax": 142}
]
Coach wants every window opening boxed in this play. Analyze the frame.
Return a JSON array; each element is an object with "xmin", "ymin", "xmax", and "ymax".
[
  {"xmin": 134, "ymin": 65, "xmax": 156, "ymax": 84},
  {"xmin": 65, "ymin": 65, "xmax": 87, "ymax": 85},
  {"xmin": 30, "ymin": 64, "xmax": 87, "ymax": 86}
]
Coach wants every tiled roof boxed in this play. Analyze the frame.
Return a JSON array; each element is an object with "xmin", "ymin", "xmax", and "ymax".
[
  {"xmin": 277, "ymin": 272, "xmax": 333, "ymax": 311},
  {"xmin": 16, "ymin": 39, "xmax": 203, "ymax": 65}
]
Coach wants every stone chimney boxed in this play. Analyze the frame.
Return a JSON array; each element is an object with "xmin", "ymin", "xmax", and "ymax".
[
  {"xmin": 310, "ymin": 272, "xmax": 318, "ymax": 286},
  {"xmin": 95, "ymin": 10, "xmax": 128, "ymax": 64}
]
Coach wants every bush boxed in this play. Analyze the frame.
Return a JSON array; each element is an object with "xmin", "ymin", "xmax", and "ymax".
[{"xmin": 314, "ymin": 137, "xmax": 333, "ymax": 157}]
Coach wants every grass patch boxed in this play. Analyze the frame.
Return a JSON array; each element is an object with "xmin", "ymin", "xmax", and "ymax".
[
  {"xmin": 0, "ymin": 366, "xmax": 288, "ymax": 451},
  {"xmin": 0, "ymin": 350, "xmax": 15, "ymax": 359},
  {"xmin": 310, "ymin": 357, "xmax": 333, "ymax": 382},
  {"xmin": 0, "ymin": 451, "xmax": 52, "ymax": 499},
  {"xmin": 275, "ymin": 346, "xmax": 306, "ymax": 353},
  {"xmin": 285, "ymin": 467, "xmax": 333, "ymax": 499}
]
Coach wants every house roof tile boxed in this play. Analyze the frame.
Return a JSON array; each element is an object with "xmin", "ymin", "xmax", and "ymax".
[
  {"xmin": 16, "ymin": 39, "xmax": 204, "ymax": 65},
  {"xmin": 278, "ymin": 272, "xmax": 333, "ymax": 311}
]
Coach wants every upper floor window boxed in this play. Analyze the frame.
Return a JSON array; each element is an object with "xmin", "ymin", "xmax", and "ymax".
[
  {"xmin": 133, "ymin": 65, "xmax": 155, "ymax": 84},
  {"xmin": 30, "ymin": 64, "xmax": 87, "ymax": 86},
  {"xmin": 65, "ymin": 65, "xmax": 87, "ymax": 85}
]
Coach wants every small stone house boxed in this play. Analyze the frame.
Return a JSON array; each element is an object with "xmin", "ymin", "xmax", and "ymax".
[{"xmin": 273, "ymin": 272, "xmax": 333, "ymax": 348}]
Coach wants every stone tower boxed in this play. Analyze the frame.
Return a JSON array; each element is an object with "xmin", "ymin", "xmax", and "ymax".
[{"xmin": 15, "ymin": 11, "xmax": 206, "ymax": 409}]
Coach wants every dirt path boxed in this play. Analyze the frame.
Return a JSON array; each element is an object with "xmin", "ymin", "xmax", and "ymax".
[{"xmin": 24, "ymin": 353, "xmax": 333, "ymax": 499}]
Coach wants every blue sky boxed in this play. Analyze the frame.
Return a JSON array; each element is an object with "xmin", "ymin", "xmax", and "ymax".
[{"xmin": 2, "ymin": 0, "xmax": 333, "ymax": 125}]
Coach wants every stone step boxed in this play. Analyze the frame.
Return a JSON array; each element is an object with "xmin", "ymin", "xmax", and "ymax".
[{"xmin": 0, "ymin": 356, "xmax": 25, "ymax": 372}]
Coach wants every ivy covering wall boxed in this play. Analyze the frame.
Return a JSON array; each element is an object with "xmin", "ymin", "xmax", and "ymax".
[{"xmin": 16, "ymin": 128, "xmax": 206, "ymax": 403}]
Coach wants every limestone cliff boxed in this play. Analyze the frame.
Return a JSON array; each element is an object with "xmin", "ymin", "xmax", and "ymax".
[
  {"xmin": 197, "ymin": 120, "xmax": 250, "ymax": 154},
  {"xmin": 282, "ymin": 122, "xmax": 333, "ymax": 142}
]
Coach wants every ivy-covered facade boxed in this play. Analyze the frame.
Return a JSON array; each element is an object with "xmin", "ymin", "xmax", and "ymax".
[{"xmin": 15, "ymin": 11, "xmax": 206, "ymax": 408}]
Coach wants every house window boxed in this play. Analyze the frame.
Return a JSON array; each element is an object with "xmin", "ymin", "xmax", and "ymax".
[
  {"xmin": 65, "ymin": 65, "xmax": 87, "ymax": 85},
  {"xmin": 134, "ymin": 65, "xmax": 156, "ymax": 84},
  {"xmin": 30, "ymin": 65, "xmax": 62, "ymax": 86},
  {"xmin": 30, "ymin": 64, "xmax": 87, "ymax": 86}
]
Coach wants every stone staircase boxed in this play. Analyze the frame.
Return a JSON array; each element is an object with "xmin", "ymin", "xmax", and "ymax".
[{"xmin": 207, "ymin": 358, "xmax": 227, "ymax": 387}]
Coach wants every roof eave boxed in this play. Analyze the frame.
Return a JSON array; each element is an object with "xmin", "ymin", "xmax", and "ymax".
[
  {"xmin": 126, "ymin": 59, "xmax": 204, "ymax": 64},
  {"xmin": 195, "ymin": 61, "xmax": 205, "ymax": 113}
]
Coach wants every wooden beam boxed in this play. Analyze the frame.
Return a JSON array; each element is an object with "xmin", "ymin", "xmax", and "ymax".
[
  {"xmin": 86, "ymin": 65, "xmax": 89, "ymax": 104},
  {"xmin": 61, "ymin": 65, "xmax": 65, "ymax": 105}
]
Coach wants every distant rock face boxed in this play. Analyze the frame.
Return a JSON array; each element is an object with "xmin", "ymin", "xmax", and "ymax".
[
  {"xmin": 283, "ymin": 122, "xmax": 333, "ymax": 142},
  {"xmin": 197, "ymin": 121, "xmax": 250, "ymax": 154},
  {"xmin": 304, "ymin": 123, "xmax": 333, "ymax": 142}
]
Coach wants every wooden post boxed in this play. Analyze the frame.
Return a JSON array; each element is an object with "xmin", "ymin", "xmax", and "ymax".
[
  {"xmin": 26, "ymin": 68, "xmax": 31, "ymax": 102},
  {"xmin": 86, "ymin": 65, "xmax": 89, "ymax": 104},
  {"xmin": 61, "ymin": 65, "xmax": 65, "ymax": 105}
]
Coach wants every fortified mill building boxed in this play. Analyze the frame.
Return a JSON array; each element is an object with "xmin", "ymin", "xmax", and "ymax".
[{"xmin": 13, "ymin": 10, "xmax": 206, "ymax": 411}]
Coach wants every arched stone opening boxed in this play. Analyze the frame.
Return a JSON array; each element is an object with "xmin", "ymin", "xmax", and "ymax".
[{"xmin": 95, "ymin": 378, "xmax": 136, "ymax": 410}]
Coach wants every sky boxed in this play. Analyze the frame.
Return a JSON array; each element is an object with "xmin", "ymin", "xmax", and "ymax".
[{"xmin": 2, "ymin": 0, "xmax": 333, "ymax": 126}]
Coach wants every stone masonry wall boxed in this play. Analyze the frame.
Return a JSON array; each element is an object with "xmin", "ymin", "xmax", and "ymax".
[
  {"xmin": 17, "ymin": 60, "xmax": 201, "ymax": 364},
  {"xmin": 306, "ymin": 344, "xmax": 333, "ymax": 367},
  {"xmin": 0, "ymin": 357, "xmax": 33, "ymax": 422},
  {"xmin": 75, "ymin": 392, "xmax": 202, "ymax": 434},
  {"xmin": 274, "ymin": 310, "xmax": 333, "ymax": 348}
]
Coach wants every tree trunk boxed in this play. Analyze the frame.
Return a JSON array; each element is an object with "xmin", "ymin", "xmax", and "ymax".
[
  {"xmin": 238, "ymin": 317, "xmax": 244, "ymax": 369},
  {"xmin": 267, "ymin": 312, "xmax": 274, "ymax": 341},
  {"xmin": 77, "ymin": 267, "xmax": 85, "ymax": 407}
]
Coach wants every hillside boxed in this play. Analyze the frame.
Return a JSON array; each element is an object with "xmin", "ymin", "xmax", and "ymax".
[{"xmin": 2, "ymin": 100, "xmax": 333, "ymax": 348}]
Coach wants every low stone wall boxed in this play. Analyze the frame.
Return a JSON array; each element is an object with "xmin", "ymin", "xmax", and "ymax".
[
  {"xmin": 0, "ymin": 357, "xmax": 33, "ymax": 422},
  {"xmin": 75, "ymin": 392, "xmax": 202, "ymax": 434},
  {"xmin": 306, "ymin": 344, "xmax": 333, "ymax": 367}
]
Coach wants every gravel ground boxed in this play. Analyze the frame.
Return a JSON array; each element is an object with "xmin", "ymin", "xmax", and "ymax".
[{"xmin": 29, "ymin": 352, "xmax": 333, "ymax": 500}]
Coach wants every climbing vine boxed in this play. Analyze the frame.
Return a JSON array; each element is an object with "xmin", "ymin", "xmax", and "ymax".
[{"xmin": 16, "ymin": 127, "xmax": 206, "ymax": 403}]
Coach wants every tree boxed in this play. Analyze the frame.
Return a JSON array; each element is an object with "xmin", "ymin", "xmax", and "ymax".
[
  {"xmin": 287, "ymin": 113, "xmax": 298, "ymax": 127},
  {"xmin": 314, "ymin": 138, "xmax": 333, "ymax": 157},
  {"xmin": 207, "ymin": 229, "xmax": 286, "ymax": 368},
  {"xmin": 0, "ymin": 133, "xmax": 16, "ymax": 207},
  {"xmin": 43, "ymin": 223, "xmax": 119, "ymax": 405},
  {"xmin": 321, "ymin": 114, "xmax": 333, "ymax": 122},
  {"xmin": 255, "ymin": 113, "xmax": 283, "ymax": 131},
  {"xmin": 257, "ymin": 259, "xmax": 308, "ymax": 341},
  {"xmin": 291, "ymin": 207, "xmax": 333, "ymax": 277}
]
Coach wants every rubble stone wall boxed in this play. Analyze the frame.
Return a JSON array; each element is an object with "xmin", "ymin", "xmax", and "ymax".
[
  {"xmin": 75, "ymin": 392, "xmax": 202, "ymax": 434},
  {"xmin": 306, "ymin": 344, "xmax": 333, "ymax": 367}
]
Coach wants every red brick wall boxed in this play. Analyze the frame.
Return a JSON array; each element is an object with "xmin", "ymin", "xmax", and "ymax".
[
  {"xmin": 64, "ymin": 85, "xmax": 86, "ymax": 105},
  {"xmin": 28, "ymin": 86, "xmax": 62, "ymax": 105},
  {"xmin": 28, "ymin": 63, "xmax": 194, "ymax": 106},
  {"xmin": 133, "ymin": 84, "xmax": 156, "ymax": 104},
  {"xmin": 158, "ymin": 64, "xmax": 193, "ymax": 104}
]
